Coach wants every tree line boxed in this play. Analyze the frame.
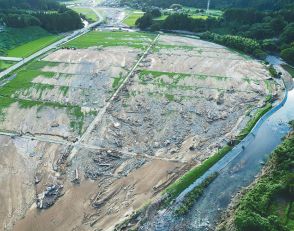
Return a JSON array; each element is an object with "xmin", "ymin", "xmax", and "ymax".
[
  {"xmin": 121, "ymin": 0, "xmax": 294, "ymax": 11},
  {"xmin": 0, "ymin": 0, "xmax": 83, "ymax": 33},
  {"xmin": 136, "ymin": 7, "xmax": 294, "ymax": 64}
]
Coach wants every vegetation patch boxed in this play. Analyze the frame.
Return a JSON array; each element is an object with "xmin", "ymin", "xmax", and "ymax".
[
  {"xmin": 112, "ymin": 74, "xmax": 124, "ymax": 91},
  {"xmin": 164, "ymin": 145, "xmax": 232, "ymax": 203},
  {"xmin": 282, "ymin": 64, "xmax": 294, "ymax": 78},
  {"xmin": 175, "ymin": 173, "xmax": 219, "ymax": 216},
  {"xmin": 0, "ymin": 68, "xmax": 55, "ymax": 98},
  {"xmin": 233, "ymin": 124, "xmax": 294, "ymax": 231},
  {"xmin": 0, "ymin": 26, "xmax": 51, "ymax": 56},
  {"xmin": 123, "ymin": 11, "xmax": 144, "ymax": 27},
  {"xmin": 0, "ymin": 60, "xmax": 16, "ymax": 71},
  {"xmin": 237, "ymin": 103, "xmax": 272, "ymax": 141},
  {"xmin": 0, "ymin": 60, "xmax": 88, "ymax": 134},
  {"xmin": 71, "ymin": 7, "xmax": 98, "ymax": 22},
  {"xmin": 66, "ymin": 31, "xmax": 155, "ymax": 49},
  {"xmin": 7, "ymin": 35, "xmax": 63, "ymax": 58}
]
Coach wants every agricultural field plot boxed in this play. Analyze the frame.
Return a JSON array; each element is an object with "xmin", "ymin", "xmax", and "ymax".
[
  {"xmin": 123, "ymin": 10, "xmax": 144, "ymax": 26},
  {"xmin": 7, "ymin": 35, "xmax": 63, "ymax": 58},
  {"xmin": 86, "ymin": 34, "xmax": 278, "ymax": 163},
  {"xmin": 66, "ymin": 31, "xmax": 155, "ymax": 49},
  {"xmin": 0, "ymin": 26, "xmax": 62, "ymax": 58},
  {"xmin": 70, "ymin": 7, "xmax": 98, "ymax": 22},
  {"xmin": 0, "ymin": 32, "xmax": 150, "ymax": 138},
  {"xmin": 96, "ymin": 7, "xmax": 127, "ymax": 27},
  {"xmin": 1, "ymin": 32, "xmax": 283, "ymax": 231}
]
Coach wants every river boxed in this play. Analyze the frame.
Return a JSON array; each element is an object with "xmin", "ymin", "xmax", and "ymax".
[
  {"xmin": 150, "ymin": 63, "xmax": 294, "ymax": 230},
  {"xmin": 184, "ymin": 87, "xmax": 294, "ymax": 230}
]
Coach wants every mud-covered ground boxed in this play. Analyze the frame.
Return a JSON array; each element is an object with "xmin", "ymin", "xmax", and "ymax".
[{"xmin": 0, "ymin": 33, "xmax": 282, "ymax": 231}]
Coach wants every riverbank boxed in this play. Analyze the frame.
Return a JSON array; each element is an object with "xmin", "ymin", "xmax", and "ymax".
[
  {"xmin": 115, "ymin": 52, "xmax": 293, "ymax": 231},
  {"xmin": 217, "ymin": 122, "xmax": 294, "ymax": 231},
  {"xmin": 115, "ymin": 65, "xmax": 286, "ymax": 231}
]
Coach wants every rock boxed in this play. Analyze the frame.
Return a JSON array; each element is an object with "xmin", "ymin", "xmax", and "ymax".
[
  {"xmin": 51, "ymin": 121, "xmax": 59, "ymax": 128},
  {"xmin": 189, "ymin": 145, "xmax": 196, "ymax": 151},
  {"xmin": 68, "ymin": 136, "xmax": 78, "ymax": 143},
  {"xmin": 35, "ymin": 176, "xmax": 41, "ymax": 184},
  {"xmin": 113, "ymin": 122, "xmax": 121, "ymax": 128},
  {"xmin": 216, "ymin": 92, "xmax": 225, "ymax": 105},
  {"xmin": 153, "ymin": 142, "xmax": 160, "ymax": 148},
  {"xmin": 165, "ymin": 140, "xmax": 171, "ymax": 146}
]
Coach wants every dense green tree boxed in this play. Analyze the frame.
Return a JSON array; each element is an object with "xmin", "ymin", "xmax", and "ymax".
[
  {"xmin": 0, "ymin": 0, "xmax": 83, "ymax": 33},
  {"xmin": 270, "ymin": 16, "xmax": 286, "ymax": 33},
  {"xmin": 120, "ymin": 0, "xmax": 293, "ymax": 11},
  {"xmin": 3, "ymin": 14, "xmax": 41, "ymax": 27},
  {"xmin": 280, "ymin": 23, "xmax": 294, "ymax": 44},
  {"xmin": 150, "ymin": 8, "xmax": 161, "ymax": 18},
  {"xmin": 281, "ymin": 47, "xmax": 294, "ymax": 65},
  {"xmin": 135, "ymin": 13, "xmax": 153, "ymax": 29}
]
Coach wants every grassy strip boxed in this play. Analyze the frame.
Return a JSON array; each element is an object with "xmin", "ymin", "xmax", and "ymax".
[
  {"xmin": 175, "ymin": 172, "xmax": 219, "ymax": 216},
  {"xmin": 164, "ymin": 145, "xmax": 232, "ymax": 202},
  {"xmin": 7, "ymin": 35, "xmax": 63, "ymax": 58},
  {"xmin": 237, "ymin": 103, "xmax": 272, "ymax": 141},
  {"xmin": 234, "ymin": 124, "xmax": 294, "ymax": 231}
]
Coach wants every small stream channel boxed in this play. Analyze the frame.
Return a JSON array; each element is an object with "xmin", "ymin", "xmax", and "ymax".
[{"xmin": 151, "ymin": 61, "xmax": 294, "ymax": 231}]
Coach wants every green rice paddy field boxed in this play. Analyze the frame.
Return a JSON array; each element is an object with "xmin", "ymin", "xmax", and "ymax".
[
  {"xmin": 66, "ymin": 31, "xmax": 156, "ymax": 49},
  {"xmin": 123, "ymin": 11, "xmax": 144, "ymax": 27}
]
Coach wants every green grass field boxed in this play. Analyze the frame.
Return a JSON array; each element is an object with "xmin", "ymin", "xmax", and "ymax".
[
  {"xmin": 153, "ymin": 15, "xmax": 168, "ymax": 21},
  {"xmin": 0, "ymin": 60, "xmax": 16, "ymax": 72},
  {"xmin": 190, "ymin": 15, "xmax": 209, "ymax": 20},
  {"xmin": 7, "ymin": 35, "xmax": 63, "ymax": 58},
  {"xmin": 123, "ymin": 11, "xmax": 144, "ymax": 27},
  {"xmin": 66, "ymin": 31, "xmax": 155, "ymax": 49},
  {"xmin": 0, "ymin": 26, "xmax": 61, "ymax": 57},
  {"xmin": 71, "ymin": 7, "xmax": 98, "ymax": 22}
]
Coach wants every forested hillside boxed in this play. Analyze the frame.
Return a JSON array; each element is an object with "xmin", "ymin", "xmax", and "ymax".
[
  {"xmin": 134, "ymin": 2, "xmax": 294, "ymax": 65},
  {"xmin": 0, "ymin": 0, "xmax": 83, "ymax": 33},
  {"xmin": 120, "ymin": 0, "xmax": 294, "ymax": 11}
]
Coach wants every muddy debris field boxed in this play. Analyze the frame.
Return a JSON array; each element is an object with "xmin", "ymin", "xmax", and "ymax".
[{"xmin": 0, "ymin": 32, "xmax": 281, "ymax": 231}]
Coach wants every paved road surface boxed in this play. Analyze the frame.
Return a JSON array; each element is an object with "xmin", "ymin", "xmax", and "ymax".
[{"xmin": 0, "ymin": 56, "xmax": 23, "ymax": 61}]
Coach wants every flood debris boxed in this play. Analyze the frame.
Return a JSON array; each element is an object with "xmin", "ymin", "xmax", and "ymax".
[{"xmin": 36, "ymin": 184, "xmax": 64, "ymax": 209}]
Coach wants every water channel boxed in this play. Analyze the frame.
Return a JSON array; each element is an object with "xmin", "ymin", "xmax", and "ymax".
[{"xmin": 153, "ymin": 64, "xmax": 294, "ymax": 231}]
